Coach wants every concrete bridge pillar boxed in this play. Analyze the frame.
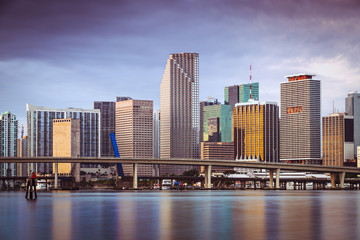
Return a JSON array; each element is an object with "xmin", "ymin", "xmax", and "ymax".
[
  {"xmin": 275, "ymin": 169, "xmax": 280, "ymax": 189},
  {"xmin": 339, "ymin": 172, "xmax": 345, "ymax": 189},
  {"xmin": 54, "ymin": 162, "xmax": 58, "ymax": 189},
  {"xmin": 133, "ymin": 163, "xmax": 138, "ymax": 189},
  {"xmin": 204, "ymin": 165, "xmax": 212, "ymax": 189},
  {"xmin": 330, "ymin": 173, "xmax": 336, "ymax": 189},
  {"xmin": 269, "ymin": 170, "xmax": 274, "ymax": 189}
]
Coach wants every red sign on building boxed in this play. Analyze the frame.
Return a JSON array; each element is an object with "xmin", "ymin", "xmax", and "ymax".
[{"xmin": 287, "ymin": 106, "xmax": 303, "ymax": 114}]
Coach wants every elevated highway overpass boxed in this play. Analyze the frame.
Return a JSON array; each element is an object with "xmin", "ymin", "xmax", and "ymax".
[{"xmin": 1, "ymin": 157, "xmax": 360, "ymax": 189}]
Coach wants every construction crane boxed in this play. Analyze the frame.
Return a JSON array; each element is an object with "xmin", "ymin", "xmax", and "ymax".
[{"xmin": 110, "ymin": 132, "xmax": 124, "ymax": 177}]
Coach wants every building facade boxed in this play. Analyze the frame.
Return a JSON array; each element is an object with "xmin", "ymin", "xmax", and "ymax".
[
  {"xmin": 17, "ymin": 136, "xmax": 28, "ymax": 176},
  {"xmin": 239, "ymin": 83, "xmax": 259, "ymax": 103},
  {"xmin": 358, "ymin": 146, "xmax": 360, "ymax": 168},
  {"xmin": 202, "ymin": 104, "xmax": 232, "ymax": 143},
  {"xmin": 200, "ymin": 98, "xmax": 220, "ymax": 143},
  {"xmin": 115, "ymin": 99, "xmax": 154, "ymax": 176},
  {"xmin": 160, "ymin": 52, "xmax": 200, "ymax": 175},
  {"xmin": 52, "ymin": 118, "xmax": 81, "ymax": 181},
  {"xmin": 345, "ymin": 91, "xmax": 360, "ymax": 158},
  {"xmin": 201, "ymin": 142, "xmax": 234, "ymax": 173},
  {"xmin": 153, "ymin": 110, "xmax": 160, "ymax": 158},
  {"xmin": 322, "ymin": 113, "xmax": 354, "ymax": 167},
  {"xmin": 27, "ymin": 104, "xmax": 100, "ymax": 173},
  {"xmin": 224, "ymin": 82, "xmax": 259, "ymax": 108},
  {"xmin": 224, "ymin": 85, "xmax": 240, "ymax": 109},
  {"xmin": 94, "ymin": 101, "xmax": 115, "ymax": 157},
  {"xmin": 0, "ymin": 111, "xmax": 18, "ymax": 176},
  {"xmin": 233, "ymin": 100, "xmax": 279, "ymax": 162},
  {"xmin": 280, "ymin": 74, "xmax": 321, "ymax": 164}
]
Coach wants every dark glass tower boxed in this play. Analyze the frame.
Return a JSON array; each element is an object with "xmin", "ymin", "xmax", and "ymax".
[{"xmin": 94, "ymin": 101, "xmax": 115, "ymax": 157}]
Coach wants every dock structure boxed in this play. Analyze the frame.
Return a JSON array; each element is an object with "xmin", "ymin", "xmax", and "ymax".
[{"xmin": 25, "ymin": 177, "xmax": 37, "ymax": 199}]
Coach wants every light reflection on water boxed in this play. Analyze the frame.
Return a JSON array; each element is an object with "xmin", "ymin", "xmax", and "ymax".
[{"xmin": 1, "ymin": 190, "xmax": 359, "ymax": 240}]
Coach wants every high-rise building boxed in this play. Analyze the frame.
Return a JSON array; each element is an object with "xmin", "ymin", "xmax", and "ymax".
[
  {"xmin": 345, "ymin": 91, "xmax": 360, "ymax": 158},
  {"xmin": 0, "ymin": 111, "xmax": 18, "ymax": 176},
  {"xmin": 27, "ymin": 104, "xmax": 100, "ymax": 173},
  {"xmin": 116, "ymin": 96, "xmax": 132, "ymax": 102},
  {"xmin": 224, "ymin": 85, "xmax": 239, "ymax": 108},
  {"xmin": 233, "ymin": 100, "xmax": 279, "ymax": 162},
  {"xmin": 239, "ymin": 83, "xmax": 259, "ymax": 103},
  {"xmin": 153, "ymin": 110, "xmax": 160, "ymax": 158},
  {"xmin": 52, "ymin": 118, "xmax": 81, "ymax": 181},
  {"xmin": 160, "ymin": 52, "xmax": 200, "ymax": 175},
  {"xmin": 116, "ymin": 99, "xmax": 154, "ymax": 176},
  {"xmin": 201, "ymin": 142, "xmax": 234, "ymax": 173},
  {"xmin": 94, "ymin": 101, "xmax": 115, "ymax": 157},
  {"xmin": 322, "ymin": 113, "xmax": 354, "ymax": 167},
  {"xmin": 200, "ymin": 97, "xmax": 220, "ymax": 143},
  {"xmin": 202, "ymin": 104, "xmax": 232, "ymax": 143},
  {"xmin": 280, "ymin": 74, "xmax": 321, "ymax": 164},
  {"xmin": 17, "ymin": 136, "xmax": 28, "ymax": 177},
  {"xmin": 224, "ymin": 83, "xmax": 259, "ymax": 108},
  {"xmin": 153, "ymin": 110, "xmax": 160, "ymax": 176}
]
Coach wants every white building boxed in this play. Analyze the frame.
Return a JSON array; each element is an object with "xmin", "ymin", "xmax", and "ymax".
[
  {"xmin": 0, "ymin": 111, "xmax": 18, "ymax": 176},
  {"xmin": 26, "ymin": 104, "xmax": 100, "ymax": 173}
]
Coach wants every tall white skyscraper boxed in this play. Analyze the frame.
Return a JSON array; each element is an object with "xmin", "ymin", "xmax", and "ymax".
[
  {"xmin": 160, "ymin": 53, "xmax": 200, "ymax": 175},
  {"xmin": 0, "ymin": 111, "xmax": 18, "ymax": 176}
]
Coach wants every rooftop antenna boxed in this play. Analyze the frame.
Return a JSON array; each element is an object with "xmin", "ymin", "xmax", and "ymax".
[
  {"xmin": 250, "ymin": 65, "xmax": 252, "ymax": 100},
  {"xmin": 333, "ymin": 100, "xmax": 334, "ymax": 114}
]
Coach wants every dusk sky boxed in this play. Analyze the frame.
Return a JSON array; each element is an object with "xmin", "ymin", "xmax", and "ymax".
[{"xmin": 1, "ymin": 0, "xmax": 360, "ymax": 131}]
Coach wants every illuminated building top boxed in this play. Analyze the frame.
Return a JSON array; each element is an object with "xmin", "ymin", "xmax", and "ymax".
[{"xmin": 284, "ymin": 74, "xmax": 315, "ymax": 82}]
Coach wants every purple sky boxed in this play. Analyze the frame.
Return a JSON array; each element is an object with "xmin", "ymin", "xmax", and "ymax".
[{"xmin": 1, "ymin": 0, "xmax": 360, "ymax": 131}]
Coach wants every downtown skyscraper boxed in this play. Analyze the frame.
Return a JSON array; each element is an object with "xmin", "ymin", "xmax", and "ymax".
[
  {"xmin": 160, "ymin": 53, "xmax": 200, "ymax": 175},
  {"xmin": 0, "ymin": 111, "xmax": 18, "ymax": 176},
  {"xmin": 115, "ymin": 99, "xmax": 154, "ymax": 176},
  {"xmin": 224, "ymin": 82, "xmax": 259, "ymax": 108},
  {"xmin": 27, "ymin": 104, "xmax": 100, "ymax": 173},
  {"xmin": 322, "ymin": 113, "xmax": 354, "ymax": 167},
  {"xmin": 345, "ymin": 91, "xmax": 360, "ymax": 158},
  {"xmin": 94, "ymin": 101, "xmax": 116, "ymax": 157},
  {"xmin": 233, "ymin": 100, "xmax": 279, "ymax": 162},
  {"xmin": 280, "ymin": 74, "xmax": 321, "ymax": 164}
]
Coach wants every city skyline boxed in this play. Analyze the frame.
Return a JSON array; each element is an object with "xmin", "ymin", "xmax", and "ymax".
[{"xmin": 1, "ymin": 1, "xmax": 360, "ymax": 131}]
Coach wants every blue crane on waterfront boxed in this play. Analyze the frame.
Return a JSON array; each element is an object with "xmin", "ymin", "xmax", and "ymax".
[{"xmin": 110, "ymin": 132, "xmax": 124, "ymax": 177}]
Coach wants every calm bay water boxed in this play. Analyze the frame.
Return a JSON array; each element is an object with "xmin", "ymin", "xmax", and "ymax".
[{"xmin": 1, "ymin": 190, "xmax": 359, "ymax": 240}]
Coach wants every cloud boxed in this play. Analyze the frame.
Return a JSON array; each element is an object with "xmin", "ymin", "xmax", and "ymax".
[
  {"xmin": 1, "ymin": 0, "xmax": 360, "ymax": 132},
  {"xmin": 265, "ymin": 55, "xmax": 360, "ymax": 114}
]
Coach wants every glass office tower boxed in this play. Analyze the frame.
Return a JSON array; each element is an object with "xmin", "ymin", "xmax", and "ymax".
[{"xmin": 233, "ymin": 100, "xmax": 279, "ymax": 162}]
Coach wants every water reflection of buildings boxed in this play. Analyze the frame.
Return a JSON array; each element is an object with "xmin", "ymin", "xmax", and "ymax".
[
  {"xmin": 321, "ymin": 192, "xmax": 358, "ymax": 240},
  {"xmin": 159, "ymin": 193, "xmax": 173, "ymax": 240},
  {"xmin": 278, "ymin": 193, "xmax": 313, "ymax": 239},
  {"xmin": 236, "ymin": 193, "xmax": 266, "ymax": 239},
  {"xmin": 52, "ymin": 197, "xmax": 72, "ymax": 240},
  {"xmin": 117, "ymin": 198, "xmax": 136, "ymax": 239}
]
